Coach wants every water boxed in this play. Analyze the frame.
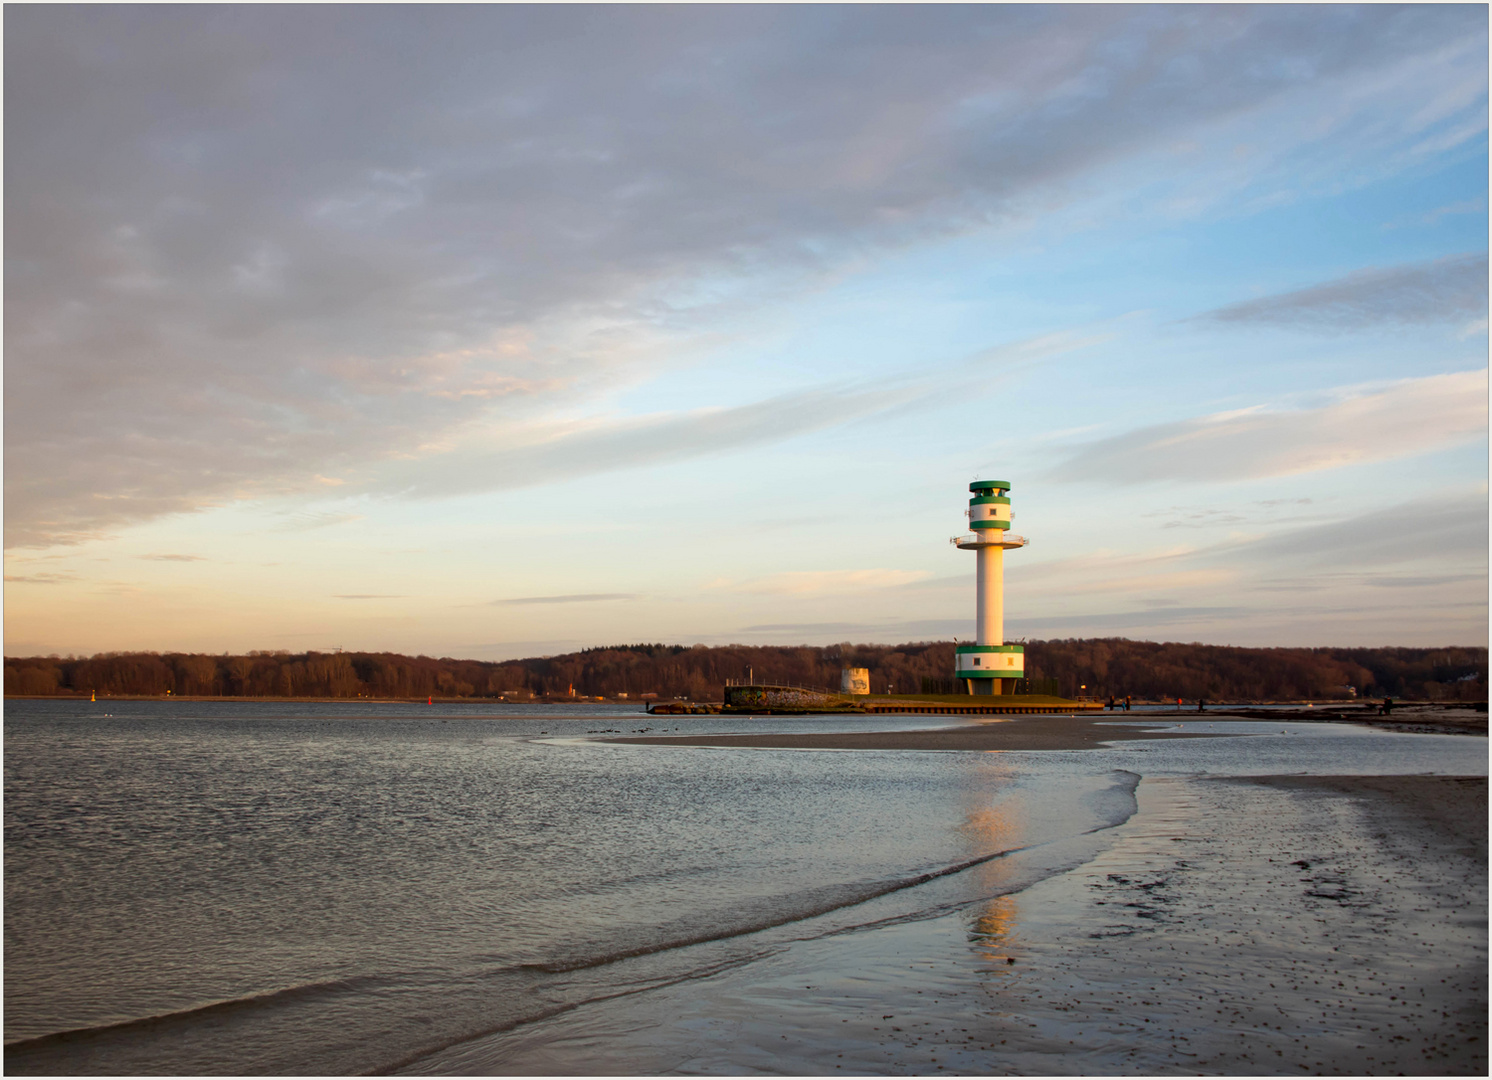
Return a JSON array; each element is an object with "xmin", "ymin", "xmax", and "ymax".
[{"xmin": 4, "ymin": 700, "xmax": 1483, "ymax": 1074}]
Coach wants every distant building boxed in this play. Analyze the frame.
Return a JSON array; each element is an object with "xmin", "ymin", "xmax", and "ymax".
[{"xmin": 841, "ymin": 667, "xmax": 871, "ymax": 695}]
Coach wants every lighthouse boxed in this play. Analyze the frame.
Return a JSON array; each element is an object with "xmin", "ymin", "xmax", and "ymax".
[{"xmin": 951, "ymin": 479, "xmax": 1028, "ymax": 694}]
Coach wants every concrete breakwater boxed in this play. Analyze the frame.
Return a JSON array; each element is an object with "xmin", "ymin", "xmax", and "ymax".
[
  {"xmin": 644, "ymin": 686, "xmax": 832, "ymax": 714},
  {"xmin": 724, "ymin": 685, "xmax": 844, "ymax": 712}
]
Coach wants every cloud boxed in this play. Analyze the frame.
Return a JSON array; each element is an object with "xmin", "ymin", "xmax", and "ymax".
[
  {"xmin": 733, "ymin": 619, "xmax": 968, "ymax": 641},
  {"xmin": 382, "ymin": 382, "xmax": 917, "ymax": 500},
  {"xmin": 447, "ymin": 639, "xmax": 590, "ymax": 660},
  {"xmin": 1048, "ymin": 369, "xmax": 1487, "ymax": 484},
  {"xmin": 1139, "ymin": 499, "xmax": 1317, "ymax": 531},
  {"xmin": 1037, "ymin": 568, "xmax": 1236, "ymax": 597},
  {"xmin": 3, "ymin": 573, "xmax": 80, "ymax": 585},
  {"xmin": 1004, "ymin": 547, "xmax": 1237, "ymax": 614},
  {"xmin": 986, "ymin": 491, "xmax": 1487, "ymax": 640},
  {"xmin": 374, "ymin": 325, "xmax": 1102, "ymax": 500},
  {"xmin": 273, "ymin": 512, "xmax": 367, "ymax": 532},
  {"xmin": 1361, "ymin": 573, "xmax": 1487, "ymax": 589},
  {"xmin": 1092, "ymin": 494, "xmax": 1487, "ymax": 583},
  {"xmin": 493, "ymin": 593, "xmax": 637, "ymax": 605},
  {"xmin": 140, "ymin": 553, "xmax": 206, "ymax": 562},
  {"xmin": 718, "ymin": 569, "xmax": 932, "ymax": 596},
  {"xmin": 1240, "ymin": 492, "xmax": 1488, "ymax": 568},
  {"xmin": 1195, "ymin": 253, "xmax": 1488, "ymax": 330},
  {"xmin": 1009, "ymin": 607, "xmax": 1249, "ymax": 633},
  {"xmin": 333, "ymin": 594, "xmax": 406, "ymax": 600},
  {"xmin": 5, "ymin": 5, "xmax": 1486, "ymax": 546},
  {"xmin": 1073, "ymin": 491, "xmax": 1486, "ymax": 597},
  {"xmin": 1383, "ymin": 198, "xmax": 1485, "ymax": 230},
  {"xmin": 1251, "ymin": 569, "xmax": 1489, "ymax": 593}
]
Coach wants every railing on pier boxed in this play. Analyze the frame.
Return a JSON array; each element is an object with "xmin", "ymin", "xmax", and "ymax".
[
  {"xmin": 723, "ymin": 679, "xmax": 837, "ymax": 695},
  {"xmin": 920, "ymin": 676, "xmax": 1058, "ymax": 696}
]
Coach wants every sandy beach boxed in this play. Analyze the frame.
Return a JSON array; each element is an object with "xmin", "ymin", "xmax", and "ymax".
[
  {"xmin": 6, "ymin": 704, "xmax": 1484, "ymax": 1076},
  {"xmin": 405, "ymin": 769, "xmax": 1487, "ymax": 1076},
  {"xmin": 408, "ymin": 711, "xmax": 1490, "ymax": 1076}
]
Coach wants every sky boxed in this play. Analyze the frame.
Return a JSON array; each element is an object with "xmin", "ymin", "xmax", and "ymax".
[{"xmin": 4, "ymin": 4, "xmax": 1488, "ymax": 660}]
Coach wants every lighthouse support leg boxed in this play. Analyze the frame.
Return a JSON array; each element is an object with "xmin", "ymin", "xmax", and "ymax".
[{"xmin": 975, "ymin": 544, "xmax": 1005, "ymax": 694}]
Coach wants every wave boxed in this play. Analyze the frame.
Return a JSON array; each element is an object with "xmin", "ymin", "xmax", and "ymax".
[
  {"xmin": 518, "ymin": 847, "xmax": 1035, "ymax": 975},
  {"xmin": 368, "ymin": 949, "xmax": 776, "ymax": 1076},
  {"xmin": 3, "ymin": 975, "xmax": 382, "ymax": 1055},
  {"xmin": 384, "ymin": 770, "xmax": 1146, "ymax": 1073},
  {"xmin": 520, "ymin": 770, "xmax": 1141, "ymax": 974},
  {"xmin": 9, "ymin": 772, "xmax": 1144, "ymax": 1075}
]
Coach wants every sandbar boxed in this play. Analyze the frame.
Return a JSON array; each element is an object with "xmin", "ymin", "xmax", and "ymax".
[{"xmin": 608, "ymin": 713, "xmax": 1235, "ymax": 751}]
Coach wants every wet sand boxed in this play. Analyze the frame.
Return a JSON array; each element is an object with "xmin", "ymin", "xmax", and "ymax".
[
  {"xmin": 404, "ymin": 773, "xmax": 1487, "ymax": 1076},
  {"xmin": 1206, "ymin": 705, "xmax": 1487, "ymax": 738},
  {"xmin": 609, "ymin": 714, "xmax": 1235, "ymax": 752}
]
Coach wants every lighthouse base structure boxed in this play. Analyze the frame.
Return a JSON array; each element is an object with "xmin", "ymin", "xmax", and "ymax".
[{"xmin": 954, "ymin": 643, "xmax": 1024, "ymax": 695}]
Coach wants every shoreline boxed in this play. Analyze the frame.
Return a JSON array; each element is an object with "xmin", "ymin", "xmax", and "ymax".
[
  {"xmin": 7, "ymin": 693, "xmax": 1484, "ymax": 708},
  {"xmin": 1, "ymin": 694, "xmax": 637, "ymax": 706},
  {"xmin": 608, "ymin": 709, "xmax": 1487, "ymax": 751},
  {"xmin": 7, "ymin": 696, "xmax": 1484, "ymax": 738},
  {"xmin": 400, "ymin": 772, "xmax": 1488, "ymax": 1075},
  {"xmin": 5, "ymin": 695, "xmax": 1484, "ymax": 1076},
  {"xmin": 1207, "ymin": 704, "xmax": 1487, "ymax": 736}
]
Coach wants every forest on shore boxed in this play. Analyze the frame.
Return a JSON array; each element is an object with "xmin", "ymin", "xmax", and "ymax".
[{"xmin": 5, "ymin": 639, "xmax": 1486, "ymax": 702}]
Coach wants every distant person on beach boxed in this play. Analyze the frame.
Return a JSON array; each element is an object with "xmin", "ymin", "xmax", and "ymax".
[
  {"xmin": 1381, "ymin": 697, "xmax": 1394, "ymax": 716},
  {"xmin": 1107, "ymin": 696, "xmax": 1115, "ymax": 711},
  {"xmin": 1124, "ymin": 695, "xmax": 1132, "ymax": 712},
  {"xmin": 1198, "ymin": 698, "xmax": 1207, "ymax": 712},
  {"xmin": 1176, "ymin": 698, "xmax": 1182, "ymax": 710}
]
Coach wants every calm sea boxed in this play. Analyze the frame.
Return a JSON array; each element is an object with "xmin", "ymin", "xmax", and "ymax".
[{"xmin": 4, "ymin": 699, "xmax": 1483, "ymax": 1074}]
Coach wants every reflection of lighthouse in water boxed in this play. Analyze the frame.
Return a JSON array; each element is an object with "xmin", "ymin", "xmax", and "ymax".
[{"xmin": 951, "ymin": 479, "xmax": 1028, "ymax": 695}]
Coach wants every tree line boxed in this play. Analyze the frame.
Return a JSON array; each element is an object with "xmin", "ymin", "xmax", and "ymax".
[{"xmin": 4, "ymin": 639, "xmax": 1485, "ymax": 701}]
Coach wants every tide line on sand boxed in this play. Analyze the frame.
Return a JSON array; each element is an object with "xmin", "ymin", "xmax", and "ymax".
[{"xmin": 398, "ymin": 772, "xmax": 1487, "ymax": 1076}]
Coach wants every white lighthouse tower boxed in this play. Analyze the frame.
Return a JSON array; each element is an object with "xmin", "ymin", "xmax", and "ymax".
[{"xmin": 951, "ymin": 479, "xmax": 1028, "ymax": 695}]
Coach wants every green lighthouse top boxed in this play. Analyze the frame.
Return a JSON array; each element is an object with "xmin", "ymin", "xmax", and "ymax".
[{"xmin": 969, "ymin": 479, "xmax": 1011, "ymax": 494}]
